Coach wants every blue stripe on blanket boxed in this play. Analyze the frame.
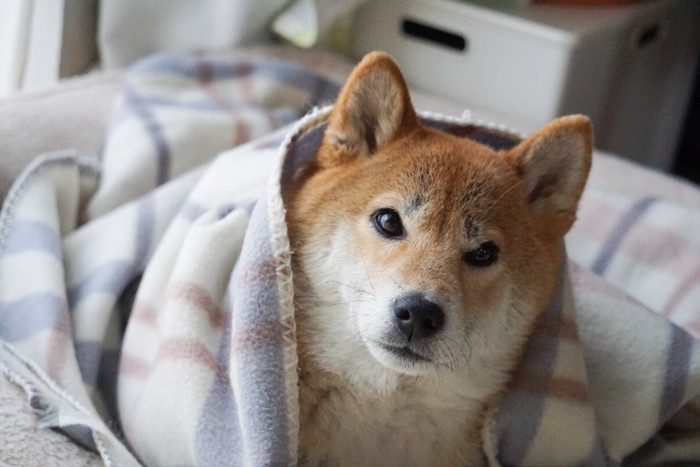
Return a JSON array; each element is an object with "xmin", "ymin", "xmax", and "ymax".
[
  {"xmin": 422, "ymin": 119, "xmax": 520, "ymax": 151},
  {"xmin": 493, "ymin": 264, "xmax": 567, "ymax": 464},
  {"xmin": 281, "ymin": 123, "xmax": 326, "ymax": 183},
  {"xmin": 591, "ymin": 197, "xmax": 656, "ymax": 275},
  {"xmin": 69, "ymin": 196, "xmax": 153, "ymax": 306},
  {"xmin": 74, "ymin": 341, "xmax": 119, "ymax": 389},
  {"xmin": 68, "ymin": 260, "xmax": 137, "ymax": 306},
  {"xmin": 115, "ymin": 57, "xmax": 339, "ymax": 190},
  {"xmin": 74, "ymin": 340, "xmax": 105, "ymax": 388},
  {"xmin": 135, "ymin": 195, "xmax": 155, "ymax": 259},
  {"xmin": 660, "ymin": 325, "xmax": 695, "ymax": 423},
  {"xmin": 0, "ymin": 292, "xmax": 67, "ymax": 340},
  {"xmin": 60, "ymin": 424, "xmax": 98, "ymax": 452},
  {"xmin": 229, "ymin": 198, "xmax": 291, "ymax": 465},
  {"xmin": 95, "ymin": 346, "xmax": 121, "ymax": 421},
  {"xmin": 195, "ymin": 323, "xmax": 244, "ymax": 464},
  {"xmin": 123, "ymin": 85, "xmax": 172, "ymax": 186},
  {"xmin": 179, "ymin": 202, "xmax": 209, "ymax": 222},
  {"xmin": 2, "ymin": 219, "xmax": 61, "ymax": 257},
  {"xmin": 74, "ymin": 339, "xmax": 122, "ymax": 422},
  {"xmin": 196, "ymin": 376, "xmax": 244, "ymax": 465}
]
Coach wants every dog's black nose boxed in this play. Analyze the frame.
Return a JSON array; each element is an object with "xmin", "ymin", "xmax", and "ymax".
[{"xmin": 392, "ymin": 293, "xmax": 444, "ymax": 341}]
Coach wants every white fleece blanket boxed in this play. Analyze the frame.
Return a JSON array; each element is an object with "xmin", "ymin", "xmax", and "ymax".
[{"xmin": 2, "ymin": 52, "xmax": 700, "ymax": 466}]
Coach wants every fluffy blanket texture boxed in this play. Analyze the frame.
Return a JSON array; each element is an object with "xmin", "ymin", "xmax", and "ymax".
[{"xmin": 2, "ymin": 52, "xmax": 700, "ymax": 466}]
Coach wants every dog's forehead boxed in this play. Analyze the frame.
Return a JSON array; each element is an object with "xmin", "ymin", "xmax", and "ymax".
[
  {"xmin": 396, "ymin": 137, "xmax": 515, "ymax": 201},
  {"xmin": 381, "ymin": 136, "xmax": 523, "ymax": 232}
]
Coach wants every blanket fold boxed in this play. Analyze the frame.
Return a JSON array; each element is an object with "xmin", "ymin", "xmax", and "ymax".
[{"xmin": 2, "ymin": 51, "xmax": 700, "ymax": 466}]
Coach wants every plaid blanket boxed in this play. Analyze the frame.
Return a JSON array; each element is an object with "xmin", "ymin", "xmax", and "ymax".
[{"xmin": 1, "ymin": 51, "xmax": 700, "ymax": 466}]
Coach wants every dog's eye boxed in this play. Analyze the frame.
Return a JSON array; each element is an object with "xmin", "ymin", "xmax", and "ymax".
[
  {"xmin": 372, "ymin": 208, "xmax": 404, "ymax": 239},
  {"xmin": 463, "ymin": 241, "xmax": 499, "ymax": 267}
]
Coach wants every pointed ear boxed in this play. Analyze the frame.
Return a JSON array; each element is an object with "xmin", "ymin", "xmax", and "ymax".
[
  {"xmin": 317, "ymin": 51, "xmax": 419, "ymax": 168},
  {"xmin": 507, "ymin": 115, "xmax": 593, "ymax": 238}
]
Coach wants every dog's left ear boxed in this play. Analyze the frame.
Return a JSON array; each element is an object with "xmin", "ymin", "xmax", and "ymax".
[
  {"xmin": 507, "ymin": 115, "xmax": 593, "ymax": 238},
  {"xmin": 317, "ymin": 51, "xmax": 419, "ymax": 168}
]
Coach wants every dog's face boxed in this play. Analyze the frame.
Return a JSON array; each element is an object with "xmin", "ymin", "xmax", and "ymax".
[{"xmin": 288, "ymin": 52, "xmax": 591, "ymax": 394}]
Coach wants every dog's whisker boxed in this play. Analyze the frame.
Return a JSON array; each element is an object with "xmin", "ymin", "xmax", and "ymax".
[
  {"xmin": 360, "ymin": 255, "xmax": 376, "ymax": 296},
  {"xmin": 439, "ymin": 335, "xmax": 468, "ymax": 366},
  {"xmin": 317, "ymin": 300, "xmax": 371, "ymax": 308},
  {"xmin": 314, "ymin": 295, "xmax": 373, "ymax": 305},
  {"xmin": 437, "ymin": 340, "xmax": 462, "ymax": 372},
  {"xmin": 325, "ymin": 280, "xmax": 375, "ymax": 297},
  {"xmin": 482, "ymin": 180, "xmax": 523, "ymax": 219},
  {"xmin": 390, "ymin": 276, "xmax": 405, "ymax": 291}
]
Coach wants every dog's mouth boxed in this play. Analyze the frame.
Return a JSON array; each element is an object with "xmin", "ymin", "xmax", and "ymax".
[{"xmin": 377, "ymin": 342, "xmax": 432, "ymax": 364}]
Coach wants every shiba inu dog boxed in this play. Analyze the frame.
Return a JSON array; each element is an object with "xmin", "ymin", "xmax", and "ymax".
[{"xmin": 286, "ymin": 52, "xmax": 592, "ymax": 466}]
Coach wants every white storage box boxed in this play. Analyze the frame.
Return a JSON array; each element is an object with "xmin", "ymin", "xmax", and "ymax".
[{"xmin": 351, "ymin": 0, "xmax": 700, "ymax": 170}]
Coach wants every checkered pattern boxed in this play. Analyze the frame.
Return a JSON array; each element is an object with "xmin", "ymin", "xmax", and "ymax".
[
  {"xmin": 569, "ymin": 190, "xmax": 700, "ymax": 334},
  {"xmin": 1, "ymin": 51, "xmax": 700, "ymax": 466}
]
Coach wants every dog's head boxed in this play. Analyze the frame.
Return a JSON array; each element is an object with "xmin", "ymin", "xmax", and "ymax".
[{"xmin": 288, "ymin": 52, "xmax": 591, "ymax": 393}]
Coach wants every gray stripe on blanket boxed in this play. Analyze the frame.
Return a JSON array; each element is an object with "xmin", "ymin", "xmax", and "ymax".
[
  {"xmin": 229, "ymin": 197, "xmax": 291, "ymax": 465},
  {"xmin": 123, "ymin": 85, "xmax": 172, "ymax": 186},
  {"xmin": 195, "ymin": 324, "xmax": 244, "ymax": 465},
  {"xmin": 660, "ymin": 325, "xmax": 695, "ymax": 423},
  {"xmin": 129, "ymin": 54, "xmax": 341, "ymax": 103},
  {"xmin": 0, "ymin": 292, "xmax": 67, "ymax": 341},
  {"xmin": 591, "ymin": 197, "xmax": 656, "ymax": 275},
  {"xmin": 492, "ymin": 262, "xmax": 567, "ymax": 464},
  {"xmin": 68, "ymin": 261, "xmax": 137, "ymax": 306},
  {"xmin": 2, "ymin": 219, "xmax": 61, "ymax": 257}
]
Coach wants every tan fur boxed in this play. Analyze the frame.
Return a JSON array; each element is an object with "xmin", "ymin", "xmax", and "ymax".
[{"xmin": 286, "ymin": 52, "xmax": 592, "ymax": 466}]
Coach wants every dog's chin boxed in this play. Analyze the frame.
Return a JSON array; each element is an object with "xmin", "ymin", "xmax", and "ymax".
[{"xmin": 365, "ymin": 340, "xmax": 435, "ymax": 376}]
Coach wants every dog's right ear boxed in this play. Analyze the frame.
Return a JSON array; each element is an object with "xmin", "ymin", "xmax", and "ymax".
[
  {"xmin": 317, "ymin": 52, "xmax": 419, "ymax": 168},
  {"xmin": 506, "ymin": 115, "xmax": 593, "ymax": 239}
]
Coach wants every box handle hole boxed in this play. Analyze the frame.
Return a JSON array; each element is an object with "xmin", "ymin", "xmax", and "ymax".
[
  {"xmin": 401, "ymin": 18, "xmax": 467, "ymax": 52},
  {"xmin": 635, "ymin": 24, "xmax": 661, "ymax": 49}
]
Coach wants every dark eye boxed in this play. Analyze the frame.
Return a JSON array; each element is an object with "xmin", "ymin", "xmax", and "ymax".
[
  {"xmin": 463, "ymin": 241, "xmax": 499, "ymax": 267},
  {"xmin": 372, "ymin": 208, "xmax": 404, "ymax": 239}
]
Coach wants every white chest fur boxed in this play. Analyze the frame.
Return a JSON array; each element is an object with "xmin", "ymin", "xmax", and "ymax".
[{"xmin": 298, "ymin": 373, "xmax": 486, "ymax": 467}]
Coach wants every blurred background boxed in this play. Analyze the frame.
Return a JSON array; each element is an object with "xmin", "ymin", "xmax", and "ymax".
[{"xmin": 1, "ymin": 0, "xmax": 699, "ymax": 183}]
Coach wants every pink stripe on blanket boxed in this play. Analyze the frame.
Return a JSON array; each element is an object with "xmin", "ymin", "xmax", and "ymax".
[
  {"xmin": 130, "ymin": 301, "xmax": 158, "ymax": 325},
  {"xmin": 661, "ymin": 264, "xmax": 700, "ymax": 319},
  {"xmin": 230, "ymin": 314, "xmax": 296, "ymax": 356},
  {"xmin": 121, "ymin": 336, "xmax": 229, "ymax": 386},
  {"xmin": 46, "ymin": 314, "xmax": 73, "ymax": 383},
  {"xmin": 233, "ymin": 256, "xmax": 288, "ymax": 289},
  {"xmin": 613, "ymin": 220, "xmax": 700, "ymax": 275},
  {"xmin": 120, "ymin": 336, "xmax": 229, "ymax": 432},
  {"xmin": 120, "ymin": 353, "xmax": 151, "ymax": 379},
  {"xmin": 532, "ymin": 316, "xmax": 579, "ymax": 341},
  {"xmin": 574, "ymin": 195, "xmax": 625, "ymax": 240},
  {"xmin": 508, "ymin": 373, "xmax": 590, "ymax": 403},
  {"xmin": 686, "ymin": 321, "xmax": 700, "ymax": 338},
  {"xmin": 577, "ymin": 196, "xmax": 700, "ymax": 279},
  {"xmin": 130, "ymin": 283, "xmax": 227, "ymax": 330},
  {"xmin": 197, "ymin": 59, "xmax": 254, "ymax": 147},
  {"xmin": 168, "ymin": 282, "xmax": 227, "ymax": 329},
  {"xmin": 160, "ymin": 338, "xmax": 229, "ymax": 383},
  {"xmin": 234, "ymin": 120, "xmax": 251, "ymax": 147}
]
